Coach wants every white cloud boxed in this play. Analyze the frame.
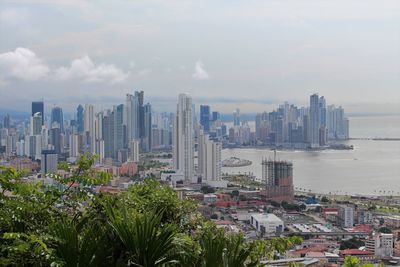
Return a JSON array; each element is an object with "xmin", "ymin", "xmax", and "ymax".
[
  {"xmin": 54, "ymin": 55, "xmax": 128, "ymax": 83},
  {"xmin": 0, "ymin": 47, "xmax": 50, "ymax": 81},
  {"xmin": 192, "ymin": 60, "xmax": 209, "ymax": 80}
]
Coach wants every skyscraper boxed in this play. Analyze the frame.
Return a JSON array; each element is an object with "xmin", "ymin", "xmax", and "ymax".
[
  {"xmin": 76, "ymin": 104, "xmax": 84, "ymax": 133},
  {"xmin": 125, "ymin": 93, "xmax": 140, "ymax": 144},
  {"xmin": 3, "ymin": 114, "xmax": 10, "ymax": 130},
  {"xmin": 142, "ymin": 103, "xmax": 152, "ymax": 152},
  {"xmin": 41, "ymin": 149, "xmax": 58, "ymax": 174},
  {"xmin": 233, "ymin": 108, "xmax": 240, "ymax": 126},
  {"xmin": 31, "ymin": 112, "xmax": 42, "ymax": 135},
  {"xmin": 262, "ymin": 159, "xmax": 294, "ymax": 202},
  {"xmin": 50, "ymin": 106, "xmax": 64, "ymax": 131},
  {"xmin": 84, "ymin": 104, "xmax": 95, "ymax": 153},
  {"xmin": 173, "ymin": 93, "xmax": 195, "ymax": 183},
  {"xmin": 200, "ymin": 105, "xmax": 210, "ymax": 133},
  {"xmin": 198, "ymin": 131, "xmax": 223, "ymax": 187},
  {"xmin": 32, "ymin": 101, "xmax": 44, "ymax": 125},
  {"xmin": 114, "ymin": 104, "xmax": 124, "ymax": 159},
  {"xmin": 309, "ymin": 94, "xmax": 320, "ymax": 148}
]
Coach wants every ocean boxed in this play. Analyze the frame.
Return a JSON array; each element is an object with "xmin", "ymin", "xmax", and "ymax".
[{"xmin": 222, "ymin": 115, "xmax": 400, "ymax": 195}]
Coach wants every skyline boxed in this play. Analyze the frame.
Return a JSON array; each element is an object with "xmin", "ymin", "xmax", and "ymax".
[{"xmin": 1, "ymin": 1, "xmax": 400, "ymax": 114}]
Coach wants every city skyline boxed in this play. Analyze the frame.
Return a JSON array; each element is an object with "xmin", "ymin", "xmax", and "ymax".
[{"xmin": 1, "ymin": 1, "xmax": 400, "ymax": 114}]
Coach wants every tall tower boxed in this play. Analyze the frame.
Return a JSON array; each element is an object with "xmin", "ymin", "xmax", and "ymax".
[
  {"xmin": 125, "ymin": 93, "xmax": 140, "ymax": 144},
  {"xmin": 31, "ymin": 112, "xmax": 42, "ymax": 135},
  {"xmin": 173, "ymin": 93, "xmax": 195, "ymax": 183},
  {"xmin": 32, "ymin": 101, "xmax": 44, "ymax": 125},
  {"xmin": 200, "ymin": 105, "xmax": 210, "ymax": 133},
  {"xmin": 262, "ymin": 158, "xmax": 294, "ymax": 202},
  {"xmin": 198, "ymin": 131, "xmax": 222, "ymax": 186},
  {"xmin": 84, "ymin": 104, "xmax": 95, "ymax": 154},
  {"xmin": 233, "ymin": 108, "xmax": 240, "ymax": 126},
  {"xmin": 50, "ymin": 106, "xmax": 64, "ymax": 131},
  {"xmin": 114, "ymin": 104, "xmax": 124, "ymax": 159},
  {"xmin": 309, "ymin": 93, "xmax": 320, "ymax": 148},
  {"xmin": 76, "ymin": 104, "xmax": 84, "ymax": 133}
]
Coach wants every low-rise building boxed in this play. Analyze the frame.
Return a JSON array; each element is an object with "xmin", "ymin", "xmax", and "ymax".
[{"xmin": 250, "ymin": 213, "xmax": 284, "ymax": 236}]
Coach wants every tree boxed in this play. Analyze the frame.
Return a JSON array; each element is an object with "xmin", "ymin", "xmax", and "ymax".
[
  {"xmin": 201, "ymin": 185, "xmax": 215, "ymax": 194},
  {"xmin": 0, "ymin": 154, "xmax": 304, "ymax": 266},
  {"xmin": 378, "ymin": 227, "xmax": 392, "ymax": 233}
]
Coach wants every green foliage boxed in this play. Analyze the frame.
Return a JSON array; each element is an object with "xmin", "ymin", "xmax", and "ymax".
[
  {"xmin": 0, "ymin": 154, "xmax": 303, "ymax": 266},
  {"xmin": 340, "ymin": 237, "xmax": 365, "ymax": 250},
  {"xmin": 342, "ymin": 256, "xmax": 374, "ymax": 267},
  {"xmin": 201, "ymin": 185, "xmax": 215, "ymax": 194},
  {"xmin": 378, "ymin": 226, "xmax": 392, "ymax": 233}
]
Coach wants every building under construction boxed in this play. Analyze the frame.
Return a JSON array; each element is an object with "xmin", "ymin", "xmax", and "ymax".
[{"xmin": 262, "ymin": 159, "xmax": 294, "ymax": 203}]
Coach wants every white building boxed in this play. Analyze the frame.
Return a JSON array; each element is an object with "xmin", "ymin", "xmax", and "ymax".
[
  {"xmin": 129, "ymin": 139, "xmax": 140, "ymax": 162},
  {"xmin": 338, "ymin": 205, "xmax": 354, "ymax": 228},
  {"xmin": 250, "ymin": 213, "xmax": 284, "ymax": 236},
  {"xmin": 173, "ymin": 93, "xmax": 195, "ymax": 183},
  {"xmin": 198, "ymin": 131, "xmax": 226, "ymax": 187},
  {"xmin": 125, "ymin": 93, "xmax": 140, "ymax": 142},
  {"xmin": 366, "ymin": 232, "xmax": 394, "ymax": 258}
]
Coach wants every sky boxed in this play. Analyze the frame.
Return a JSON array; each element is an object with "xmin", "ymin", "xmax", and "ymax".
[{"xmin": 0, "ymin": 0, "xmax": 400, "ymax": 115}]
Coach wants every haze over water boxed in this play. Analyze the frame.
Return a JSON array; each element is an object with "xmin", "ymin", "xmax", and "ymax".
[{"xmin": 222, "ymin": 115, "xmax": 400, "ymax": 195}]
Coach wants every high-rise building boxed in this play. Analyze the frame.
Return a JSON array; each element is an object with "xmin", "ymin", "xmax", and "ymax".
[
  {"xmin": 32, "ymin": 101, "xmax": 44, "ymax": 125},
  {"xmin": 41, "ymin": 149, "xmax": 58, "ymax": 174},
  {"xmin": 31, "ymin": 112, "xmax": 42, "ymax": 135},
  {"xmin": 84, "ymin": 104, "xmax": 95, "ymax": 153},
  {"xmin": 309, "ymin": 94, "xmax": 320, "ymax": 148},
  {"xmin": 142, "ymin": 103, "xmax": 152, "ymax": 152},
  {"xmin": 76, "ymin": 105, "xmax": 84, "ymax": 133},
  {"xmin": 173, "ymin": 93, "xmax": 195, "ymax": 183},
  {"xmin": 212, "ymin": 111, "xmax": 220, "ymax": 122},
  {"xmin": 3, "ymin": 114, "xmax": 10, "ymax": 129},
  {"xmin": 200, "ymin": 105, "xmax": 210, "ymax": 133},
  {"xmin": 262, "ymin": 159, "xmax": 294, "ymax": 202},
  {"xmin": 233, "ymin": 108, "xmax": 240, "ymax": 126},
  {"xmin": 51, "ymin": 106, "xmax": 64, "ymax": 131},
  {"xmin": 102, "ymin": 110, "xmax": 114, "ymax": 159},
  {"xmin": 198, "ymin": 131, "xmax": 224, "ymax": 187},
  {"xmin": 338, "ymin": 205, "xmax": 354, "ymax": 228},
  {"xmin": 129, "ymin": 139, "xmax": 140, "ymax": 162},
  {"xmin": 125, "ymin": 93, "xmax": 140, "ymax": 144},
  {"xmin": 114, "ymin": 104, "xmax": 124, "ymax": 159}
]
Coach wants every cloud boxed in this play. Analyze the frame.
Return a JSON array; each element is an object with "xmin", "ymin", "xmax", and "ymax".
[
  {"xmin": 192, "ymin": 60, "xmax": 209, "ymax": 80},
  {"xmin": 0, "ymin": 47, "xmax": 50, "ymax": 81},
  {"xmin": 54, "ymin": 55, "xmax": 128, "ymax": 83}
]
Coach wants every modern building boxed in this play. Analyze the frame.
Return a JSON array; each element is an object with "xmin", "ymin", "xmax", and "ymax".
[
  {"xmin": 262, "ymin": 159, "xmax": 294, "ymax": 202},
  {"xmin": 309, "ymin": 93, "xmax": 320, "ymax": 148},
  {"xmin": 32, "ymin": 101, "xmax": 44, "ymax": 125},
  {"xmin": 125, "ymin": 93, "xmax": 140, "ymax": 144},
  {"xmin": 200, "ymin": 105, "xmax": 210, "ymax": 133},
  {"xmin": 233, "ymin": 108, "xmax": 240, "ymax": 126},
  {"xmin": 31, "ymin": 112, "xmax": 42, "ymax": 135},
  {"xmin": 198, "ymin": 131, "xmax": 225, "ymax": 187},
  {"xmin": 250, "ymin": 213, "xmax": 284, "ymax": 236},
  {"xmin": 338, "ymin": 205, "xmax": 354, "ymax": 228},
  {"xmin": 173, "ymin": 93, "xmax": 195, "ymax": 183},
  {"xmin": 76, "ymin": 104, "xmax": 84, "ymax": 133},
  {"xmin": 41, "ymin": 149, "xmax": 58, "ymax": 174},
  {"xmin": 84, "ymin": 104, "xmax": 95, "ymax": 153},
  {"xmin": 50, "ymin": 106, "xmax": 64, "ymax": 131},
  {"xmin": 129, "ymin": 139, "xmax": 140, "ymax": 162}
]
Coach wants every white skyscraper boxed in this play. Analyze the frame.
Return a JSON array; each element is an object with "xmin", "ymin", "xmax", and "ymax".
[
  {"xmin": 173, "ymin": 93, "xmax": 195, "ymax": 183},
  {"xmin": 125, "ymin": 93, "xmax": 140, "ymax": 143},
  {"xmin": 84, "ymin": 104, "xmax": 95, "ymax": 153},
  {"xmin": 309, "ymin": 93, "xmax": 320, "ymax": 148},
  {"xmin": 198, "ymin": 131, "xmax": 224, "ymax": 187}
]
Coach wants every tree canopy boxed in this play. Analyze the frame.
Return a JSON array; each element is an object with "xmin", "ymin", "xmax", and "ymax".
[{"xmin": 0, "ymin": 155, "xmax": 302, "ymax": 266}]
